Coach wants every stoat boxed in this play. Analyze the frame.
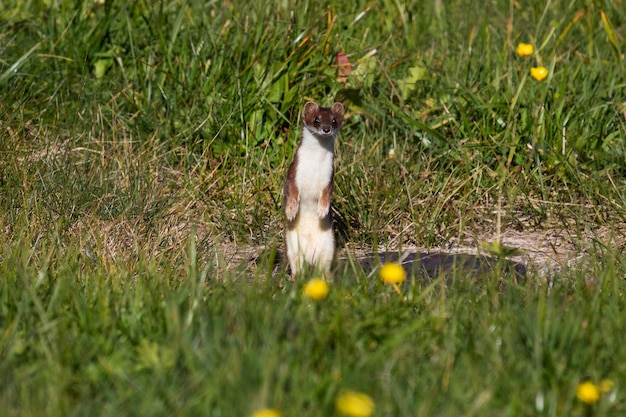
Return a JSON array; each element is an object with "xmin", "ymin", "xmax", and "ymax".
[{"xmin": 284, "ymin": 101, "xmax": 345, "ymax": 277}]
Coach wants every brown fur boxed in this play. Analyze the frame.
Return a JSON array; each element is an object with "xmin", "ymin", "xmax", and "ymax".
[
  {"xmin": 283, "ymin": 153, "xmax": 300, "ymax": 221},
  {"xmin": 318, "ymin": 176, "xmax": 333, "ymax": 216}
]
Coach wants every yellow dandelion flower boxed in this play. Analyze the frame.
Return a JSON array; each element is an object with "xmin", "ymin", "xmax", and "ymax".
[
  {"xmin": 599, "ymin": 379, "xmax": 615, "ymax": 393},
  {"xmin": 251, "ymin": 408, "xmax": 282, "ymax": 417},
  {"xmin": 303, "ymin": 278, "xmax": 329, "ymax": 300},
  {"xmin": 576, "ymin": 381, "xmax": 600, "ymax": 404},
  {"xmin": 530, "ymin": 66, "xmax": 549, "ymax": 81},
  {"xmin": 335, "ymin": 390, "xmax": 375, "ymax": 417},
  {"xmin": 379, "ymin": 262, "xmax": 406, "ymax": 284},
  {"xmin": 516, "ymin": 42, "xmax": 534, "ymax": 57}
]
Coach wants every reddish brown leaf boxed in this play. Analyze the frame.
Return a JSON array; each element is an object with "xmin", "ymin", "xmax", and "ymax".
[{"xmin": 336, "ymin": 51, "xmax": 352, "ymax": 85}]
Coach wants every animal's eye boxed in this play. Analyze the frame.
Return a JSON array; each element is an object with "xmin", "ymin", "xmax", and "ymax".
[
  {"xmin": 332, "ymin": 118, "xmax": 337, "ymax": 125},
  {"xmin": 314, "ymin": 117, "xmax": 320, "ymax": 124}
]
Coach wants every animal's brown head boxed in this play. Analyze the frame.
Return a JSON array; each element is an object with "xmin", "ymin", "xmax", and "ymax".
[{"xmin": 302, "ymin": 102, "xmax": 344, "ymax": 137}]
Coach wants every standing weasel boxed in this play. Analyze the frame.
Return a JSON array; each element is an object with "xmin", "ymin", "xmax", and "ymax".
[{"xmin": 284, "ymin": 101, "xmax": 345, "ymax": 276}]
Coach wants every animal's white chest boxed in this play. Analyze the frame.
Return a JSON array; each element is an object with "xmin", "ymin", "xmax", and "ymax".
[{"xmin": 294, "ymin": 130, "xmax": 334, "ymax": 203}]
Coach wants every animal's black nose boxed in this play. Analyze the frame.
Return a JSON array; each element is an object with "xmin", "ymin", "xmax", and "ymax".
[{"xmin": 323, "ymin": 127, "xmax": 331, "ymax": 133}]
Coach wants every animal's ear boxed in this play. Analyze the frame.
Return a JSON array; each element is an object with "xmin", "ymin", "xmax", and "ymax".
[
  {"xmin": 331, "ymin": 102, "xmax": 344, "ymax": 116},
  {"xmin": 303, "ymin": 102, "xmax": 319, "ymax": 117}
]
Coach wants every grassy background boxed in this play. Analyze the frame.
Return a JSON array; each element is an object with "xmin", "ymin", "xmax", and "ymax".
[{"xmin": 1, "ymin": 0, "xmax": 626, "ymax": 415}]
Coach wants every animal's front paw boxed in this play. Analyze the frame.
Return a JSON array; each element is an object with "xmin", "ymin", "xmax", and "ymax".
[
  {"xmin": 316, "ymin": 201, "xmax": 330, "ymax": 218},
  {"xmin": 285, "ymin": 199, "xmax": 299, "ymax": 221}
]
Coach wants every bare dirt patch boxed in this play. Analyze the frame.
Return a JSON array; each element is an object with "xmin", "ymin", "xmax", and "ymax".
[{"xmin": 215, "ymin": 217, "xmax": 626, "ymax": 278}]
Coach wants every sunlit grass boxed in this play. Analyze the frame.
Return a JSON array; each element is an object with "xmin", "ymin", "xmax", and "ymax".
[{"xmin": 1, "ymin": 0, "xmax": 625, "ymax": 416}]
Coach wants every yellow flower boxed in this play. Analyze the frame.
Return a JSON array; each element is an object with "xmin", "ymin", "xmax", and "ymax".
[
  {"xmin": 303, "ymin": 278, "xmax": 329, "ymax": 300},
  {"xmin": 599, "ymin": 379, "xmax": 615, "ymax": 393},
  {"xmin": 576, "ymin": 381, "xmax": 600, "ymax": 404},
  {"xmin": 516, "ymin": 42, "xmax": 534, "ymax": 57},
  {"xmin": 335, "ymin": 390, "xmax": 375, "ymax": 417},
  {"xmin": 530, "ymin": 66, "xmax": 549, "ymax": 81},
  {"xmin": 379, "ymin": 262, "xmax": 406, "ymax": 284},
  {"xmin": 251, "ymin": 409, "xmax": 282, "ymax": 417}
]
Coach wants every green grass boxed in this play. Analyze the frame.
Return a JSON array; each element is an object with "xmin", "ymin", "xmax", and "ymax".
[{"xmin": 1, "ymin": 0, "xmax": 626, "ymax": 415}]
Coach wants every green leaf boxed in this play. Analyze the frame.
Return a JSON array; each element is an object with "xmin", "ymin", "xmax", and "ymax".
[
  {"xmin": 93, "ymin": 58, "xmax": 113, "ymax": 79},
  {"xmin": 351, "ymin": 52, "xmax": 377, "ymax": 88},
  {"xmin": 398, "ymin": 63, "xmax": 429, "ymax": 101}
]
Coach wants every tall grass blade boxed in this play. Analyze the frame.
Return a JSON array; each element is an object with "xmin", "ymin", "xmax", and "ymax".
[
  {"xmin": 0, "ymin": 41, "xmax": 43, "ymax": 86},
  {"xmin": 600, "ymin": 10, "xmax": 621, "ymax": 63}
]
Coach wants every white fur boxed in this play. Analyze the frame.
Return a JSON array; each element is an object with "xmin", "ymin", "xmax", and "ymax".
[
  {"xmin": 286, "ymin": 126, "xmax": 336, "ymax": 275},
  {"xmin": 286, "ymin": 211, "xmax": 334, "ymax": 275}
]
